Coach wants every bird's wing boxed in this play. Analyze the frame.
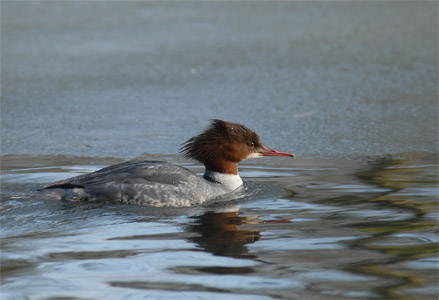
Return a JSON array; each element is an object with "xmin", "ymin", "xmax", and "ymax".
[{"xmin": 43, "ymin": 160, "xmax": 198, "ymax": 189}]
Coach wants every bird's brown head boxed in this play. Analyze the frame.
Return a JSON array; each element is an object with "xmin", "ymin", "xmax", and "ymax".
[{"xmin": 180, "ymin": 119, "xmax": 294, "ymax": 175}]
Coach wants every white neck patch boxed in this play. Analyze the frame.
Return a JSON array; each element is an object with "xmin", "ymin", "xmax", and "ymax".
[
  {"xmin": 244, "ymin": 152, "xmax": 263, "ymax": 160},
  {"xmin": 204, "ymin": 170, "xmax": 243, "ymax": 191}
]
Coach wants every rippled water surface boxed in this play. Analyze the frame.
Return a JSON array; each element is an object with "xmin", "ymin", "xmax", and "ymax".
[
  {"xmin": 1, "ymin": 153, "xmax": 437, "ymax": 300},
  {"xmin": 1, "ymin": 1, "xmax": 438, "ymax": 299}
]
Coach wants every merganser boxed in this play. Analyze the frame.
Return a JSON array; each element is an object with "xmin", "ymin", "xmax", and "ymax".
[{"xmin": 41, "ymin": 119, "xmax": 295, "ymax": 207}]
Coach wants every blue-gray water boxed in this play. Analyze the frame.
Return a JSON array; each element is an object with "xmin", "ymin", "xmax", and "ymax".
[
  {"xmin": 1, "ymin": 1, "xmax": 438, "ymax": 300},
  {"xmin": 1, "ymin": 153, "xmax": 438, "ymax": 299}
]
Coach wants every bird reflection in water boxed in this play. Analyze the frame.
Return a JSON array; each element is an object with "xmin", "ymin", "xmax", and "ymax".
[
  {"xmin": 187, "ymin": 206, "xmax": 260, "ymax": 259},
  {"xmin": 184, "ymin": 205, "xmax": 262, "ymax": 275}
]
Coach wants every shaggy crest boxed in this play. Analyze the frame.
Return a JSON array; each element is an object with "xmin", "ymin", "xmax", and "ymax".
[{"xmin": 180, "ymin": 119, "xmax": 262, "ymax": 165}]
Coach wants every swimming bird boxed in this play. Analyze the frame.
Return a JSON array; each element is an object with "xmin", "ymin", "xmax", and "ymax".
[{"xmin": 42, "ymin": 119, "xmax": 295, "ymax": 207}]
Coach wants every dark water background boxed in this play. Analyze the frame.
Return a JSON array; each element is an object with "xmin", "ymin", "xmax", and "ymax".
[{"xmin": 1, "ymin": 1, "xmax": 438, "ymax": 300}]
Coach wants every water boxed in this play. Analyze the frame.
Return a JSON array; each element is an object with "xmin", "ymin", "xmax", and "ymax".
[
  {"xmin": 1, "ymin": 1, "xmax": 438, "ymax": 299},
  {"xmin": 1, "ymin": 153, "xmax": 438, "ymax": 299},
  {"xmin": 1, "ymin": 1, "xmax": 437, "ymax": 157}
]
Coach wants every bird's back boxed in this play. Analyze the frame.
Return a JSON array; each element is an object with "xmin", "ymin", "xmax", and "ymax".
[{"xmin": 43, "ymin": 161, "xmax": 225, "ymax": 207}]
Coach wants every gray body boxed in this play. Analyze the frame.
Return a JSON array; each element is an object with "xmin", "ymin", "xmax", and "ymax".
[{"xmin": 43, "ymin": 161, "xmax": 232, "ymax": 207}]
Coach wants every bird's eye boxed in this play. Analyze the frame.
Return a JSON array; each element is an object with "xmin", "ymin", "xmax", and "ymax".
[{"xmin": 250, "ymin": 142, "xmax": 255, "ymax": 147}]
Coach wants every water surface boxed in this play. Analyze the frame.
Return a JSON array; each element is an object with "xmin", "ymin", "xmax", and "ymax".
[
  {"xmin": 1, "ymin": 1, "xmax": 438, "ymax": 299},
  {"xmin": 1, "ymin": 153, "xmax": 437, "ymax": 299},
  {"xmin": 2, "ymin": 1, "xmax": 437, "ymax": 157}
]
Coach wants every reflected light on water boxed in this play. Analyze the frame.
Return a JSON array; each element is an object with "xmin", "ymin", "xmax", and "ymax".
[{"xmin": 0, "ymin": 152, "xmax": 437, "ymax": 299}]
